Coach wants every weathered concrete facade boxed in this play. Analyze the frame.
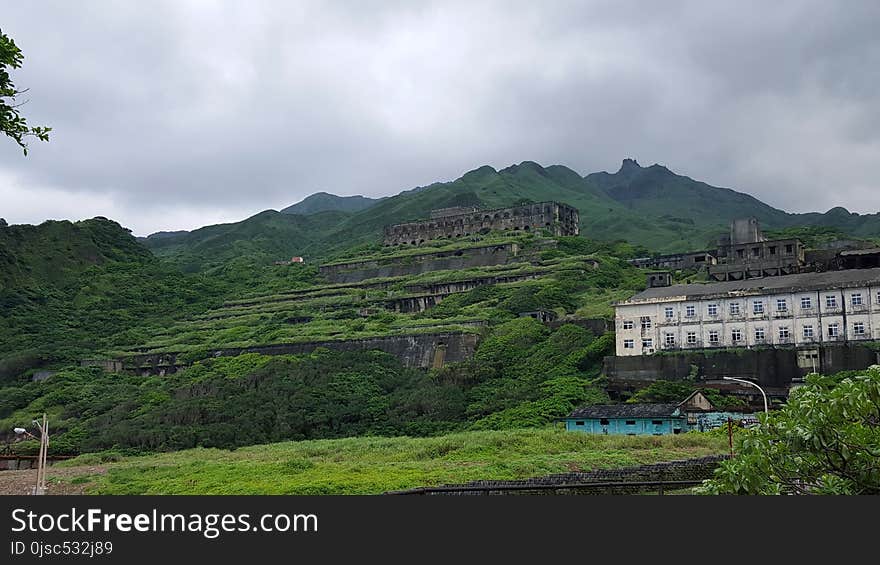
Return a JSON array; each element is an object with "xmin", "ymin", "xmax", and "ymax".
[
  {"xmin": 628, "ymin": 251, "xmax": 717, "ymax": 271},
  {"xmin": 614, "ymin": 268, "xmax": 880, "ymax": 357},
  {"xmin": 319, "ymin": 243, "xmax": 524, "ymax": 284},
  {"xmin": 710, "ymin": 237, "xmax": 805, "ymax": 281},
  {"xmin": 124, "ymin": 331, "xmax": 482, "ymax": 375},
  {"xmin": 603, "ymin": 342, "xmax": 880, "ymax": 398},
  {"xmin": 383, "ymin": 201, "xmax": 579, "ymax": 246}
]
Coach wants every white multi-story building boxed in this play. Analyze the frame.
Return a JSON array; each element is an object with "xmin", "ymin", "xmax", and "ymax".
[{"xmin": 614, "ymin": 268, "xmax": 880, "ymax": 356}]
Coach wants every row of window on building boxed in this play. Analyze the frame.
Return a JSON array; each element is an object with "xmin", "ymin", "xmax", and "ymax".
[
  {"xmin": 622, "ymin": 320, "xmax": 866, "ymax": 350},
  {"xmin": 621, "ymin": 292, "xmax": 874, "ymax": 330}
]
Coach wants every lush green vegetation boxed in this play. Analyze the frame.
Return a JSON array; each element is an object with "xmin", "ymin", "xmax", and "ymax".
[
  {"xmin": 5, "ymin": 157, "xmax": 879, "ymax": 475},
  {"xmin": 54, "ymin": 428, "xmax": 727, "ymax": 494},
  {"xmin": 0, "ymin": 217, "xmax": 329, "ymax": 380},
  {"xmin": 700, "ymin": 368, "xmax": 880, "ymax": 495},
  {"xmin": 0, "ymin": 28, "xmax": 51, "ymax": 154},
  {"xmin": 1, "ymin": 318, "xmax": 614, "ymax": 454}
]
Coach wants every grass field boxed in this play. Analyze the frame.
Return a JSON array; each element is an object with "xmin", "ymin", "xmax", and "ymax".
[{"xmin": 52, "ymin": 428, "xmax": 727, "ymax": 494}]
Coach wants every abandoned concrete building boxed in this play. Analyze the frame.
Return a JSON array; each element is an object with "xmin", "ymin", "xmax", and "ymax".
[
  {"xmin": 627, "ymin": 251, "xmax": 716, "ymax": 272},
  {"xmin": 614, "ymin": 267, "xmax": 880, "ymax": 357},
  {"xmin": 382, "ymin": 201, "xmax": 579, "ymax": 246},
  {"xmin": 709, "ymin": 218, "xmax": 805, "ymax": 281}
]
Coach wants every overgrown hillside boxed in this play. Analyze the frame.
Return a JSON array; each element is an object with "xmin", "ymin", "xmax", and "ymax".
[
  {"xmin": 0, "ymin": 217, "xmax": 323, "ymax": 380},
  {"xmin": 1, "ymin": 230, "xmax": 646, "ymax": 454}
]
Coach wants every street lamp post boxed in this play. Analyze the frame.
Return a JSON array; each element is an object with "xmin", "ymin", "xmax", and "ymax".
[
  {"xmin": 13, "ymin": 413, "xmax": 49, "ymax": 495},
  {"xmin": 723, "ymin": 377, "xmax": 768, "ymax": 416}
]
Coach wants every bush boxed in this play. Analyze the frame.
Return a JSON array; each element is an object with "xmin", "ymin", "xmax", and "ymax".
[{"xmin": 700, "ymin": 368, "xmax": 880, "ymax": 495}]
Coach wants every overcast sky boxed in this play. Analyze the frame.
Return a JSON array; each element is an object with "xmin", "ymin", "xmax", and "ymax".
[{"xmin": 2, "ymin": 1, "xmax": 879, "ymax": 236}]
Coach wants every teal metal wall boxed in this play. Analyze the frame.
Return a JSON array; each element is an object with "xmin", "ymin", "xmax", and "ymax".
[{"xmin": 564, "ymin": 417, "xmax": 683, "ymax": 435}]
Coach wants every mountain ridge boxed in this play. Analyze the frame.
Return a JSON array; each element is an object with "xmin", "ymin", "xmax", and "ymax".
[
  {"xmin": 103, "ymin": 158, "xmax": 880, "ymax": 270},
  {"xmin": 281, "ymin": 192, "xmax": 382, "ymax": 215}
]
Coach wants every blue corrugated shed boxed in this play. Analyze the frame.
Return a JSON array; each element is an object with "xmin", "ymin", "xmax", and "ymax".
[
  {"xmin": 564, "ymin": 393, "xmax": 755, "ymax": 435},
  {"xmin": 563, "ymin": 404, "xmax": 685, "ymax": 435}
]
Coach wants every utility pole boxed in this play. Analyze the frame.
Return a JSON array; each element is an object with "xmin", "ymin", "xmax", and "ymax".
[{"xmin": 32, "ymin": 414, "xmax": 48, "ymax": 495}]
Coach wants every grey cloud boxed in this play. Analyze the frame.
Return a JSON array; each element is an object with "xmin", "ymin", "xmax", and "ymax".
[{"xmin": 1, "ymin": 0, "xmax": 878, "ymax": 235}]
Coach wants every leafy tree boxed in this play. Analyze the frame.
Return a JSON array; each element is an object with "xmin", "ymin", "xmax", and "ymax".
[
  {"xmin": 0, "ymin": 29, "xmax": 51, "ymax": 154},
  {"xmin": 700, "ymin": 368, "xmax": 880, "ymax": 494}
]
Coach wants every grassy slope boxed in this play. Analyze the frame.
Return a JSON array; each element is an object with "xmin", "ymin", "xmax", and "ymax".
[{"xmin": 58, "ymin": 428, "xmax": 726, "ymax": 494}]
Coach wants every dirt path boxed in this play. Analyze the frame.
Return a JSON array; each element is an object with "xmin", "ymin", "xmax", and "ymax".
[{"xmin": 0, "ymin": 466, "xmax": 107, "ymax": 495}]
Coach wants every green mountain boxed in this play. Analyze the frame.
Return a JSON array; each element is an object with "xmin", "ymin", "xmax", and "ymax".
[
  {"xmin": 144, "ymin": 161, "xmax": 714, "ymax": 270},
  {"xmin": 589, "ymin": 158, "xmax": 790, "ymax": 228},
  {"xmin": 281, "ymin": 192, "xmax": 381, "ymax": 215},
  {"xmin": 143, "ymin": 210, "xmax": 352, "ymax": 272},
  {"xmin": 138, "ymin": 158, "xmax": 880, "ymax": 272},
  {"xmin": 0, "ymin": 218, "xmax": 230, "ymax": 378},
  {"xmin": 592, "ymin": 158, "xmax": 880, "ymax": 242},
  {"xmin": 0, "ymin": 217, "xmax": 152, "ymax": 289}
]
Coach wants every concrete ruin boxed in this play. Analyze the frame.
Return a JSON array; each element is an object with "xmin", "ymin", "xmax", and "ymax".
[
  {"xmin": 603, "ymin": 342, "xmax": 880, "ymax": 399},
  {"xmin": 123, "ymin": 331, "xmax": 482, "ymax": 375},
  {"xmin": 319, "ymin": 242, "xmax": 528, "ymax": 284},
  {"xmin": 383, "ymin": 201, "xmax": 579, "ymax": 246}
]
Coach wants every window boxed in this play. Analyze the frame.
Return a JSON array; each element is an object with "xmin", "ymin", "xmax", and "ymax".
[
  {"xmin": 854, "ymin": 322, "xmax": 866, "ymax": 335},
  {"xmin": 785, "ymin": 244, "xmax": 794, "ymax": 254},
  {"xmin": 828, "ymin": 323, "xmax": 839, "ymax": 338},
  {"xmin": 642, "ymin": 339, "xmax": 653, "ymax": 349},
  {"xmin": 779, "ymin": 326, "xmax": 790, "ymax": 340},
  {"xmin": 622, "ymin": 320, "xmax": 634, "ymax": 330},
  {"xmin": 709, "ymin": 330, "xmax": 719, "ymax": 344},
  {"xmin": 651, "ymin": 420, "xmax": 663, "ymax": 426},
  {"xmin": 731, "ymin": 329, "xmax": 743, "ymax": 342},
  {"xmin": 852, "ymin": 293, "xmax": 863, "ymax": 306},
  {"xmin": 752, "ymin": 247, "xmax": 761, "ymax": 257},
  {"xmin": 664, "ymin": 306, "xmax": 674, "ymax": 319},
  {"xmin": 803, "ymin": 325, "xmax": 814, "ymax": 339},
  {"xmin": 625, "ymin": 420, "xmax": 636, "ymax": 426},
  {"xmin": 575, "ymin": 421, "xmax": 584, "ymax": 426},
  {"xmin": 753, "ymin": 301, "xmax": 764, "ymax": 314},
  {"xmin": 624, "ymin": 339, "xmax": 635, "ymax": 349},
  {"xmin": 776, "ymin": 298, "xmax": 788, "ymax": 312},
  {"xmin": 755, "ymin": 327, "xmax": 766, "ymax": 341},
  {"xmin": 600, "ymin": 418, "xmax": 609, "ymax": 425},
  {"xmin": 685, "ymin": 305, "xmax": 696, "ymax": 318},
  {"xmin": 826, "ymin": 295, "xmax": 838, "ymax": 309},
  {"xmin": 664, "ymin": 333, "xmax": 675, "ymax": 347},
  {"xmin": 686, "ymin": 332, "xmax": 697, "ymax": 344},
  {"xmin": 640, "ymin": 316, "xmax": 652, "ymax": 330},
  {"xmin": 877, "ymin": 291, "xmax": 880, "ymax": 305},
  {"xmin": 707, "ymin": 304, "xmax": 718, "ymax": 316},
  {"xmin": 737, "ymin": 249, "xmax": 745, "ymax": 258},
  {"xmin": 801, "ymin": 296, "xmax": 812, "ymax": 309},
  {"xmin": 769, "ymin": 246, "xmax": 777, "ymax": 255},
  {"xmin": 729, "ymin": 302, "xmax": 741, "ymax": 315}
]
